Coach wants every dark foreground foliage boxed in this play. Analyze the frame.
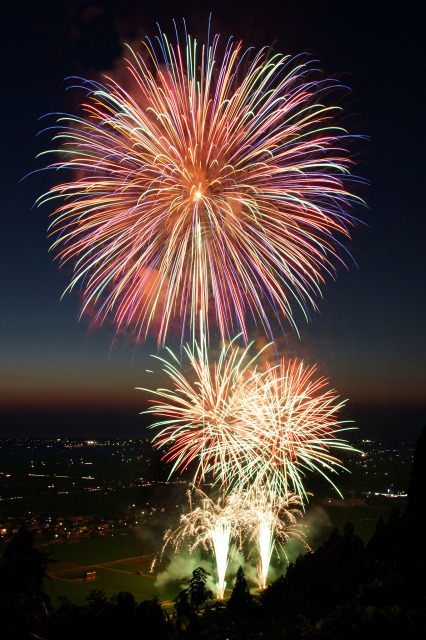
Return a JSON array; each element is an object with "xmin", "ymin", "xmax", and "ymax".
[{"xmin": 1, "ymin": 427, "xmax": 426, "ymax": 639}]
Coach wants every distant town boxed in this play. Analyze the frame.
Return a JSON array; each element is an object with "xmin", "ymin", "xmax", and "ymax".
[{"xmin": 0, "ymin": 437, "xmax": 414, "ymax": 545}]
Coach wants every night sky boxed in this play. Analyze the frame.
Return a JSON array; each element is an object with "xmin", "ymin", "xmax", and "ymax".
[{"xmin": 1, "ymin": 1, "xmax": 425, "ymax": 440}]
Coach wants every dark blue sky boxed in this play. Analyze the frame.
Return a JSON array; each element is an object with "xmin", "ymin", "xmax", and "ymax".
[{"xmin": 1, "ymin": 0, "xmax": 425, "ymax": 440}]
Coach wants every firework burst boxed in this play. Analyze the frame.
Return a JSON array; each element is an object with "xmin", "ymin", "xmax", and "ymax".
[
  {"xmin": 37, "ymin": 21, "xmax": 363, "ymax": 346},
  {"xmin": 234, "ymin": 489, "xmax": 307, "ymax": 589},
  {"xmin": 244, "ymin": 357, "xmax": 358, "ymax": 501},
  {"xmin": 162, "ymin": 488, "xmax": 238, "ymax": 599},
  {"xmin": 141, "ymin": 334, "xmax": 358, "ymax": 501},
  {"xmin": 163, "ymin": 487, "xmax": 306, "ymax": 595},
  {"xmin": 139, "ymin": 333, "xmax": 270, "ymax": 490}
]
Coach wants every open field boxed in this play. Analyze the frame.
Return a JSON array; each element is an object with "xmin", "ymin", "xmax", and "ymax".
[
  {"xmin": 0, "ymin": 527, "xmax": 180, "ymax": 606},
  {"xmin": 36, "ymin": 531, "xmax": 182, "ymax": 606},
  {"xmin": 46, "ymin": 558, "xmax": 179, "ymax": 607}
]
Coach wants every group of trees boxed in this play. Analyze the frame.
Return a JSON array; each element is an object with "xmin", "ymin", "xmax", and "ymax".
[{"xmin": 1, "ymin": 427, "xmax": 426, "ymax": 639}]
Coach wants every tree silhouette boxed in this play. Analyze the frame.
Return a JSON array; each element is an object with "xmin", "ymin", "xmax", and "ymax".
[
  {"xmin": 174, "ymin": 566, "xmax": 213, "ymax": 635},
  {"xmin": 261, "ymin": 521, "xmax": 366, "ymax": 626},
  {"xmin": 0, "ymin": 523, "xmax": 50, "ymax": 639},
  {"xmin": 227, "ymin": 566, "xmax": 253, "ymax": 614},
  {"xmin": 137, "ymin": 596, "xmax": 169, "ymax": 640},
  {"xmin": 406, "ymin": 424, "xmax": 426, "ymax": 516},
  {"xmin": 186, "ymin": 567, "xmax": 213, "ymax": 611}
]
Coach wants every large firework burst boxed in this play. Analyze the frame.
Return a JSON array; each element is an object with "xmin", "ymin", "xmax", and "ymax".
[{"xmin": 37, "ymin": 22, "xmax": 363, "ymax": 346}]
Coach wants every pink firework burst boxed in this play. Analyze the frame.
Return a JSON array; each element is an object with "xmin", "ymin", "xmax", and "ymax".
[{"xmin": 37, "ymin": 23, "xmax": 364, "ymax": 345}]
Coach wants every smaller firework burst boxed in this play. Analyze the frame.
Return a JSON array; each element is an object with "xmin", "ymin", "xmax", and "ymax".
[
  {"xmin": 162, "ymin": 486, "xmax": 307, "ymax": 596},
  {"xmin": 162, "ymin": 488, "xmax": 240, "ymax": 599},
  {"xmin": 139, "ymin": 333, "xmax": 272, "ymax": 491},
  {"xmin": 141, "ymin": 335, "xmax": 359, "ymax": 502},
  {"xmin": 242, "ymin": 358, "xmax": 359, "ymax": 502}
]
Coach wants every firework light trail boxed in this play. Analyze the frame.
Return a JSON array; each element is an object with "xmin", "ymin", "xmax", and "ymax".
[
  {"xmin": 140, "ymin": 335, "xmax": 358, "ymax": 501},
  {"xmin": 210, "ymin": 520, "xmax": 230, "ymax": 599},
  {"xmin": 36, "ymin": 21, "xmax": 363, "ymax": 346},
  {"xmin": 162, "ymin": 488, "xmax": 237, "ymax": 599},
  {"xmin": 235, "ymin": 489, "xmax": 307, "ymax": 589},
  {"xmin": 163, "ymin": 487, "xmax": 306, "ymax": 595}
]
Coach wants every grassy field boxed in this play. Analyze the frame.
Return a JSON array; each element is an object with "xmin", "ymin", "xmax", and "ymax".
[
  {"xmin": 37, "ymin": 531, "xmax": 182, "ymax": 606},
  {"xmin": 47, "ymin": 565, "xmax": 166, "ymax": 607}
]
